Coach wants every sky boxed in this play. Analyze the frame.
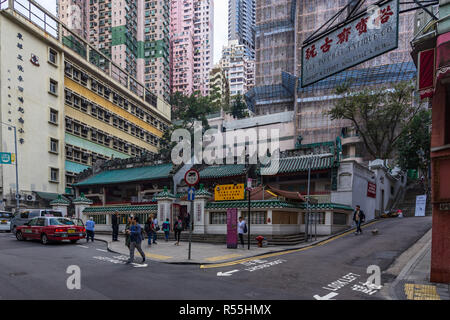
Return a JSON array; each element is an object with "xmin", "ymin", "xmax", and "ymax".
[{"xmin": 34, "ymin": 0, "xmax": 228, "ymax": 64}]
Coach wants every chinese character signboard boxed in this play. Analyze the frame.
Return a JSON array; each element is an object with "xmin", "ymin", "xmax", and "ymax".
[
  {"xmin": 215, "ymin": 184, "xmax": 245, "ymax": 201},
  {"xmin": 367, "ymin": 182, "xmax": 377, "ymax": 198},
  {"xmin": 227, "ymin": 208, "xmax": 238, "ymax": 249},
  {"xmin": 301, "ymin": 0, "xmax": 399, "ymax": 87}
]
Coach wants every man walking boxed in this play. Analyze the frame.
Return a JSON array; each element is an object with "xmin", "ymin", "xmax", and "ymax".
[
  {"xmin": 126, "ymin": 217, "xmax": 146, "ymax": 264},
  {"xmin": 238, "ymin": 216, "xmax": 246, "ymax": 248},
  {"xmin": 86, "ymin": 217, "xmax": 95, "ymax": 242},
  {"xmin": 112, "ymin": 211, "xmax": 119, "ymax": 241},
  {"xmin": 353, "ymin": 205, "xmax": 365, "ymax": 235}
]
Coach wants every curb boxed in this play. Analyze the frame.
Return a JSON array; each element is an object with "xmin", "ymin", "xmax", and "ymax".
[{"xmin": 98, "ymin": 219, "xmax": 382, "ymax": 266}]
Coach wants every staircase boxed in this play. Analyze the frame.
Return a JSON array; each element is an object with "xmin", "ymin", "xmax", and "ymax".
[{"xmin": 396, "ymin": 184, "xmax": 432, "ymax": 217}]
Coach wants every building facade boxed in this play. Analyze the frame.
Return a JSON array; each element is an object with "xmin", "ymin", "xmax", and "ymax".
[
  {"xmin": 57, "ymin": 0, "xmax": 171, "ymax": 101},
  {"xmin": 219, "ymin": 40, "xmax": 255, "ymax": 97},
  {"xmin": 228, "ymin": 0, "xmax": 256, "ymax": 60},
  {"xmin": 170, "ymin": 0, "xmax": 214, "ymax": 96},
  {"xmin": 209, "ymin": 64, "xmax": 230, "ymax": 108},
  {"xmin": 0, "ymin": 1, "xmax": 171, "ymax": 210}
]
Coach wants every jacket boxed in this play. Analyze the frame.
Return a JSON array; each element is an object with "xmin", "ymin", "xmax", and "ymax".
[
  {"xmin": 353, "ymin": 210, "xmax": 365, "ymax": 222},
  {"xmin": 130, "ymin": 224, "xmax": 143, "ymax": 243},
  {"xmin": 111, "ymin": 214, "xmax": 119, "ymax": 226}
]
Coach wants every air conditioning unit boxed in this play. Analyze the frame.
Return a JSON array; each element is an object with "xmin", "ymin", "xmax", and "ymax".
[{"xmin": 25, "ymin": 194, "xmax": 36, "ymax": 202}]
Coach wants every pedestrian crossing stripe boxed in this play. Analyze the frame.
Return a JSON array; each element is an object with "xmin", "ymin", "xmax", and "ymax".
[
  {"xmin": 205, "ymin": 254, "xmax": 243, "ymax": 262},
  {"xmin": 404, "ymin": 283, "xmax": 441, "ymax": 300}
]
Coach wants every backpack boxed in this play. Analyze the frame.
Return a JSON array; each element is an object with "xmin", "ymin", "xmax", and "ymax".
[
  {"xmin": 176, "ymin": 220, "xmax": 183, "ymax": 231},
  {"xmin": 243, "ymin": 223, "xmax": 247, "ymax": 234}
]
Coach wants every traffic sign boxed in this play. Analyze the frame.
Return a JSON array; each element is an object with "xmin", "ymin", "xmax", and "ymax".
[
  {"xmin": 187, "ymin": 187, "xmax": 195, "ymax": 201},
  {"xmin": 184, "ymin": 169, "xmax": 200, "ymax": 186},
  {"xmin": 0, "ymin": 152, "xmax": 14, "ymax": 164}
]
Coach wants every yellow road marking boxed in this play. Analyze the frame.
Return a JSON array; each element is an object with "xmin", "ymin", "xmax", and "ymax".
[
  {"xmin": 205, "ymin": 254, "xmax": 243, "ymax": 262},
  {"xmin": 145, "ymin": 253, "xmax": 172, "ymax": 260},
  {"xmin": 200, "ymin": 220, "xmax": 380, "ymax": 269},
  {"xmin": 404, "ymin": 283, "xmax": 441, "ymax": 300}
]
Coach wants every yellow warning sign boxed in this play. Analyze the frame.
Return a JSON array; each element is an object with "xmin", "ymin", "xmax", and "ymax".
[{"xmin": 214, "ymin": 184, "xmax": 245, "ymax": 201}]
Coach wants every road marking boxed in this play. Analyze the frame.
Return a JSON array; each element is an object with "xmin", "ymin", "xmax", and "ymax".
[
  {"xmin": 96, "ymin": 249, "xmax": 108, "ymax": 252},
  {"xmin": 314, "ymin": 292, "xmax": 339, "ymax": 300},
  {"xmin": 205, "ymin": 253, "xmax": 243, "ymax": 262},
  {"xmin": 217, "ymin": 270, "xmax": 239, "ymax": 277},
  {"xmin": 77, "ymin": 245, "xmax": 89, "ymax": 248},
  {"xmin": 145, "ymin": 253, "xmax": 172, "ymax": 260},
  {"xmin": 404, "ymin": 283, "xmax": 441, "ymax": 300},
  {"xmin": 200, "ymin": 220, "xmax": 381, "ymax": 269},
  {"xmin": 131, "ymin": 263, "xmax": 148, "ymax": 268}
]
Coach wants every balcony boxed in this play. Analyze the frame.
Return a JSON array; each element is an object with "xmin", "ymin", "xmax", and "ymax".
[{"xmin": 341, "ymin": 133, "xmax": 362, "ymax": 146}]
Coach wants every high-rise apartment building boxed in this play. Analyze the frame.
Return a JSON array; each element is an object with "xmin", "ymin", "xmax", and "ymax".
[
  {"xmin": 170, "ymin": 0, "xmax": 214, "ymax": 97},
  {"xmin": 228, "ymin": 0, "xmax": 256, "ymax": 60},
  {"xmin": 57, "ymin": 0, "xmax": 171, "ymax": 101},
  {"xmin": 219, "ymin": 40, "xmax": 255, "ymax": 96}
]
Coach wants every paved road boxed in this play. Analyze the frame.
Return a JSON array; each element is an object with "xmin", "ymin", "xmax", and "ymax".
[{"xmin": 0, "ymin": 217, "xmax": 432, "ymax": 300}]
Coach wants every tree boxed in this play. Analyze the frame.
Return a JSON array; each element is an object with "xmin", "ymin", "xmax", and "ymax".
[
  {"xmin": 229, "ymin": 94, "xmax": 249, "ymax": 119},
  {"xmin": 397, "ymin": 109, "xmax": 431, "ymax": 194},
  {"xmin": 327, "ymin": 81, "xmax": 420, "ymax": 160}
]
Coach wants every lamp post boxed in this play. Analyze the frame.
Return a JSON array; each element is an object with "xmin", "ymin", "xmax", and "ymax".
[{"xmin": 0, "ymin": 122, "xmax": 19, "ymax": 212}]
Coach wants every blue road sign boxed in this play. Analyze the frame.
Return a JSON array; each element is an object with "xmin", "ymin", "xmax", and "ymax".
[{"xmin": 188, "ymin": 187, "xmax": 195, "ymax": 201}]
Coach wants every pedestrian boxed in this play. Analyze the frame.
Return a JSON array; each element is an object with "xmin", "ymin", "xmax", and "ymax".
[
  {"xmin": 353, "ymin": 205, "xmax": 365, "ymax": 235},
  {"xmin": 125, "ymin": 216, "xmax": 133, "ymax": 248},
  {"xmin": 112, "ymin": 211, "xmax": 119, "ymax": 241},
  {"xmin": 144, "ymin": 216, "xmax": 154, "ymax": 247},
  {"xmin": 86, "ymin": 217, "xmax": 95, "ymax": 242},
  {"xmin": 174, "ymin": 216, "xmax": 183, "ymax": 246},
  {"xmin": 126, "ymin": 216, "xmax": 146, "ymax": 264},
  {"xmin": 152, "ymin": 214, "xmax": 159, "ymax": 244},
  {"xmin": 238, "ymin": 216, "xmax": 246, "ymax": 248},
  {"xmin": 162, "ymin": 218, "xmax": 170, "ymax": 242}
]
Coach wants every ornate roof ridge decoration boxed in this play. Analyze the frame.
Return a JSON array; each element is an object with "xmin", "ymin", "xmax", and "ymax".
[
  {"xmin": 154, "ymin": 186, "xmax": 176, "ymax": 199},
  {"xmin": 195, "ymin": 184, "xmax": 213, "ymax": 198},
  {"xmin": 72, "ymin": 193, "xmax": 94, "ymax": 204},
  {"xmin": 206, "ymin": 199, "xmax": 300, "ymax": 210},
  {"xmin": 83, "ymin": 204, "xmax": 157, "ymax": 214},
  {"xmin": 49, "ymin": 194, "xmax": 71, "ymax": 206}
]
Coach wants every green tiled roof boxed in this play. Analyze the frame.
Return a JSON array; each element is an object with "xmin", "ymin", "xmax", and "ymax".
[
  {"xmin": 72, "ymin": 193, "xmax": 93, "ymax": 204},
  {"xmin": 261, "ymin": 154, "xmax": 335, "ymax": 175},
  {"xmin": 154, "ymin": 187, "xmax": 176, "ymax": 199},
  {"xmin": 300, "ymin": 203, "xmax": 354, "ymax": 211},
  {"xmin": 50, "ymin": 195, "xmax": 71, "ymax": 205},
  {"xmin": 199, "ymin": 164, "xmax": 247, "ymax": 179},
  {"xmin": 36, "ymin": 191, "xmax": 68, "ymax": 201},
  {"xmin": 83, "ymin": 205, "xmax": 157, "ymax": 214},
  {"xmin": 74, "ymin": 163, "xmax": 173, "ymax": 186},
  {"xmin": 206, "ymin": 199, "xmax": 300, "ymax": 210}
]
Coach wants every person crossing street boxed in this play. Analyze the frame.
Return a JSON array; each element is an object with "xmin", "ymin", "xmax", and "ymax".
[
  {"xmin": 126, "ymin": 216, "xmax": 146, "ymax": 264},
  {"xmin": 353, "ymin": 205, "xmax": 365, "ymax": 235}
]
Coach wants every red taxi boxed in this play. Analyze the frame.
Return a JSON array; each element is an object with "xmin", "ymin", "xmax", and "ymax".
[{"xmin": 15, "ymin": 216, "xmax": 86, "ymax": 244}]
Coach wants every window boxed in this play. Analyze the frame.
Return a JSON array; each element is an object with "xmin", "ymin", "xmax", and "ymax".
[
  {"xmin": 49, "ymin": 108, "xmax": 58, "ymax": 124},
  {"xmin": 50, "ymin": 138, "xmax": 58, "ymax": 153},
  {"xmin": 210, "ymin": 212, "xmax": 227, "ymax": 224},
  {"xmin": 48, "ymin": 48, "xmax": 57, "ymax": 65},
  {"xmin": 49, "ymin": 79, "xmax": 58, "ymax": 95},
  {"xmin": 50, "ymin": 168, "xmax": 59, "ymax": 182}
]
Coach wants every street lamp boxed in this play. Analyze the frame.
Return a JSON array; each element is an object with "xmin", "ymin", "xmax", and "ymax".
[
  {"xmin": 305, "ymin": 153, "xmax": 333, "ymax": 242},
  {"xmin": 0, "ymin": 122, "xmax": 19, "ymax": 212}
]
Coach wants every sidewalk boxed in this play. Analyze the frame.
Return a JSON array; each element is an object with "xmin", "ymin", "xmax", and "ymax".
[
  {"xmin": 383, "ymin": 229, "xmax": 450, "ymax": 300},
  {"xmin": 95, "ymin": 233, "xmax": 329, "ymax": 265},
  {"xmin": 95, "ymin": 219, "xmax": 381, "ymax": 265}
]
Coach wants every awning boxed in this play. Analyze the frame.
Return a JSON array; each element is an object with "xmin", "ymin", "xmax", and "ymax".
[{"xmin": 35, "ymin": 192, "xmax": 69, "ymax": 202}]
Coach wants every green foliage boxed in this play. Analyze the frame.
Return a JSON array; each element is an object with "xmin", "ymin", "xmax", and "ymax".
[
  {"xmin": 397, "ymin": 109, "xmax": 431, "ymax": 171},
  {"xmin": 327, "ymin": 81, "xmax": 420, "ymax": 160},
  {"xmin": 229, "ymin": 94, "xmax": 249, "ymax": 119}
]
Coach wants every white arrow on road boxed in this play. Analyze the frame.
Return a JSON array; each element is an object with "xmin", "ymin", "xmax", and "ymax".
[
  {"xmin": 217, "ymin": 270, "xmax": 239, "ymax": 277},
  {"xmin": 131, "ymin": 263, "xmax": 148, "ymax": 268},
  {"xmin": 313, "ymin": 292, "xmax": 339, "ymax": 300}
]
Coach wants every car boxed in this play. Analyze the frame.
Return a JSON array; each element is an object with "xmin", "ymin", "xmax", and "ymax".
[
  {"xmin": 15, "ymin": 216, "xmax": 86, "ymax": 245},
  {"xmin": 10, "ymin": 209, "xmax": 63, "ymax": 234},
  {"xmin": 0, "ymin": 211, "xmax": 12, "ymax": 232}
]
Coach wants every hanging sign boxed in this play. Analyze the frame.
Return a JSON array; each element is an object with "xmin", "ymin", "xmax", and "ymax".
[{"xmin": 301, "ymin": 0, "xmax": 399, "ymax": 87}]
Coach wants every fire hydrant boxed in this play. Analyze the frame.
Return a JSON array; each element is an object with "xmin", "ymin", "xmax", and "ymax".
[{"xmin": 256, "ymin": 235, "xmax": 265, "ymax": 247}]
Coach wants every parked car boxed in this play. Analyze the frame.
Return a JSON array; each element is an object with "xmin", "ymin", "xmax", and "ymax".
[
  {"xmin": 10, "ymin": 209, "xmax": 63, "ymax": 234},
  {"xmin": 0, "ymin": 211, "xmax": 13, "ymax": 232},
  {"xmin": 15, "ymin": 216, "xmax": 85, "ymax": 244}
]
